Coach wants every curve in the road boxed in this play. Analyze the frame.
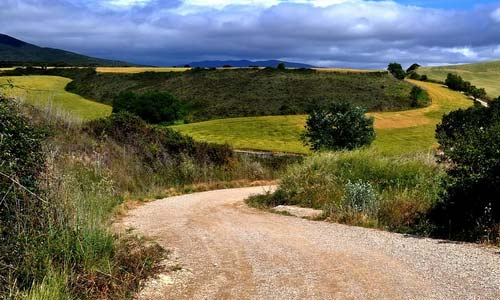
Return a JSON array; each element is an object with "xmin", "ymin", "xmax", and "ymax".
[{"xmin": 122, "ymin": 187, "xmax": 500, "ymax": 300}]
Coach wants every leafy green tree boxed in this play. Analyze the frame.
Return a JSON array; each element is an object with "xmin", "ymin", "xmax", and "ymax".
[
  {"xmin": 406, "ymin": 63, "xmax": 420, "ymax": 73},
  {"xmin": 277, "ymin": 62, "xmax": 286, "ymax": 70},
  {"xmin": 112, "ymin": 91, "xmax": 186, "ymax": 124},
  {"xmin": 301, "ymin": 102, "xmax": 375, "ymax": 151},
  {"xmin": 387, "ymin": 63, "xmax": 406, "ymax": 80},
  {"xmin": 432, "ymin": 98, "xmax": 500, "ymax": 240}
]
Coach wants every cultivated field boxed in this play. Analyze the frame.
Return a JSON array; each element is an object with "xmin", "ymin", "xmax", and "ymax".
[
  {"xmin": 96, "ymin": 67, "xmax": 190, "ymax": 73},
  {"xmin": 172, "ymin": 80, "xmax": 472, "ymax": 155},
  {"xmin": 420, "ymin": 61, "xmax": 500, "ymax": 98},
  {"xmin": 0, "ymin": 75, "xmax": 111, "ymax": 121}
]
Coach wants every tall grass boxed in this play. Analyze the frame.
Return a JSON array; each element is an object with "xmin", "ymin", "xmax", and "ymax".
[{"xmin": 248, "ymin": 150, "xmax": 444, "ymax": 233}]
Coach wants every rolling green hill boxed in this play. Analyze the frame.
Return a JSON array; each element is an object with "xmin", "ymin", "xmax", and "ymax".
[
  {"xmin": 420, "ymin": 60, "xmax": 500, "ymax": 98},
  {"xmin": 65, "ymin": 68, "xmax": 416, "ymax": 121},
  {"xmin": 172, "ymin": 80, "xmax": 472, "ymax": 155},
  {"xmin": 0, "ymin": 34, "xmax": 130, "ymax": 66}
]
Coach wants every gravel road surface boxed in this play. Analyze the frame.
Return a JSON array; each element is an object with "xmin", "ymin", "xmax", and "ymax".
[{"xmin": 122, "ymin": 186, "xmax": 500, "ymax": 300}]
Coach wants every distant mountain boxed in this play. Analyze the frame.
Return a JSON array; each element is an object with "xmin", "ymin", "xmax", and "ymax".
[
  {"xmin": 186, "ymin": 59, "xmax": 315, "ymax": 68},
  {"xmin": 0, "ymin": 33, "xmax": 131, "ymax": 66}
]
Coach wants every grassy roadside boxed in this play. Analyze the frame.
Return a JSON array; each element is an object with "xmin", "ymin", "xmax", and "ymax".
[
  {"xmin": 173, "ymin": 80, "xmax": 472, "ymax": 155},
  {"xmin": 0, "ymin": 76, "xmax": 111, "ymax": 121}
]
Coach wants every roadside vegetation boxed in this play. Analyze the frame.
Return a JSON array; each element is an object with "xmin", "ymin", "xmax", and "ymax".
[
  {"xmin": 248, "ymin": 150, "xmax": 443, "ymax": 233},
  {"xmin": 0, "ymin": 89, "xmax": 292, "ymax": 299}
]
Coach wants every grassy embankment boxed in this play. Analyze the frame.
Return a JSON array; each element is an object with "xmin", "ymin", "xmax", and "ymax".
[
  {"xmin": 173, "ymin": 80, "xmax": 472, "ymax": 155},
  {"xmin": 0, "ymin": 76, "xmax": 111, "ymax": 121},
  {"xmin": 420, "ymin": 60, "xmax": 500, "ymax": 98}
]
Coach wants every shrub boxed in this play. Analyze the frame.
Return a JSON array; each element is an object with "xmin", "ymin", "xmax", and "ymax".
[
  {"xmin": 342, "ymin": 180, "xmax": 379, "ymax": 216},
  {"xmin": 112, "ymin": 91, "xmax": 186, "ymax": 124},
  {"xmin": 387, "ymin": 62, "xmax": 406, "ymax": 80},
  {"xmin": 277, "ymin": 62, "xmax": 286, "ymax": 70},
  {"xmin": 86, "ymin": 112, "xmax": 234, "ymax": 167},
  {"xmin": 420, "ymin": 74, "xmax": 428, "ymax": 81},
  {"xmin": 432, "ymin": 98, "xmax": 500, "ymax": 241},
  {"xmin": 302, "ymin": 102, "xmax": 375, "ymax": 151},
  {"xmin": 0, "ymin": 98, "xmax": 47, "ymax": 292},
  {"xmin": 410, "ymin": 86, "xmax": 430, "ymax": 107}
]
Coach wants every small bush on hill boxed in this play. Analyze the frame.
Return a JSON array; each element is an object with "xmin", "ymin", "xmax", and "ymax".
[
  {"xmin": 410, "ymin": 86, "xmax": 430, "ymax": 108},
  {"xmin": 387, "ymin": 62, "xmax": 406, "ymax": 80},
  {"xmin": 277, "ymin": 62, "xmax": 286, "ymax": 70},
  {"xmin": 112, "ymin": 91, "xmax": 186, "ymax": 124},
  {"xmin": 301, "ymin": 102, "xmax": 375, "ymax": 151},
  {"xmin": 432, "ymin": 98, "xmax": 500, "ymax": 241}
]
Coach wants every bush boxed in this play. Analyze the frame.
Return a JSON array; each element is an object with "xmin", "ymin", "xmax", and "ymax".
[
  {"xmin": 112, "ymin": 91, "xmax": 186, "ymax": 124},
  {"xmin": 86, "ymin": 112, "xmax": 234, "ymax": 167},
  {"xmin": 432, "ymin": 98, "xmax": 500, "ymax": 241},
  {"xmin": 302, "ymin": 102, "xmax": 375, "ymax": 151},
  {"xmin": 410, "ymin": 86, "xmax": 430, "ymax": 108},
  {"xmin": 387, "ymin": 62, "xmax": 406, "ymax": 80},
  {"xmin": 420, "ymin": 74, "xmax": 428, "ymax": 81},
  {"xmin": 0, "ymin": 98, "xmax": 47, "ymax": 292},
  {"xmin": 277, "ymin": 62, "xmax": 286, "ymax": 70},
  {"xmin": 342, "ymin": 180, "xmax": 379, "ymax": 216}
]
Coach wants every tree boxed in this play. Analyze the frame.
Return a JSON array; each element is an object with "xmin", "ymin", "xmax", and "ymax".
[
  {"xmin": 277, "ymin": 62, "xmax": 286, "ymax": 70},
  {"xmin": 406, "ymin": 63, "xmax": 420, "ymax": 73},
  {"xmin": 445, "ymin": 73, "xmax": 466, "ymax": 91},
  {"xmin": 301, "ymin": 102, "xmax": 375, "ymax": 151},
  {"xmin": 432, "ymin": 98, "xmax": 500, "ymax": 240},
  {"xmin": 112, "ymin": 91, "xmax": 186, "ymax": 124},
  {"xmin": 387, "ymin": 63, "xmax": 406, "ymax": 80}
]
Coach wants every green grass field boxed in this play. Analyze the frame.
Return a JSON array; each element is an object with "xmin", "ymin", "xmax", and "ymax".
[
  {"xmin": 420, "ymin": 61, "xmax": 500, "ymax": 98},
  {"xmin": 0, "ymin": 76, "xmax": 111, "ymax": 121},
  {"xmin": 172, "ymin": 80, "xmax": 472, "ymax": 155}
]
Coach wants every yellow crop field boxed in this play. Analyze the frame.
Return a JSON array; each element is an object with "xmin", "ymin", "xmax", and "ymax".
[
  {"xmin": 96, "ymin": 67, "xmax": 190, "ymax": 73},
  {"xmin": 0, "ymin": 76, "xmax": 111, "ymax": 121}
]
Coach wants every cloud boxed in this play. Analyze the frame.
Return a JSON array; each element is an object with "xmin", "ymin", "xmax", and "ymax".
[
  {"xmin": 1, "ymin": 0, "xmax": 500, "ymax": 68},
  {"xmin": 492, "ymin": 8, "xmax": 500, "ymax": 22}
]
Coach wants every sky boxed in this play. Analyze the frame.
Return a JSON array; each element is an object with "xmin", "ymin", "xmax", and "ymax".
[{"xmin": 1, "ymin": 0, "xmax": 500, "ymax": 68}]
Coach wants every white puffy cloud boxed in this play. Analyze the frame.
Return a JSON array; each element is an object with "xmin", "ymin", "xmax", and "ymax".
[{"xmin": 492, "ymin": 8, "xmax": 500, "ymax": 22}]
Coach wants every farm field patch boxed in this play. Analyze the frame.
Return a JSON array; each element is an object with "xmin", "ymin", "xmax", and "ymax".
[
  {"xmin": 0, "ymin": 75, "xmax": 111, "ymax": 121},
  {"xmin": 173, "ymin": 80, "xmax": 472, "ymax": 155}
]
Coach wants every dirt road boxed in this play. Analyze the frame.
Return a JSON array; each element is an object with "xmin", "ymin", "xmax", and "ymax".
[{"xmin": 122, "ymin": 187, "xmax": 500, "ymax": 300}]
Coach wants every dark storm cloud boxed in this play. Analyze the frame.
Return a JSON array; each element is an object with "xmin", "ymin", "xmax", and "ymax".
[{"xmin": 1, "ymin": 0, "xmax": 500, "ymax": 68}]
